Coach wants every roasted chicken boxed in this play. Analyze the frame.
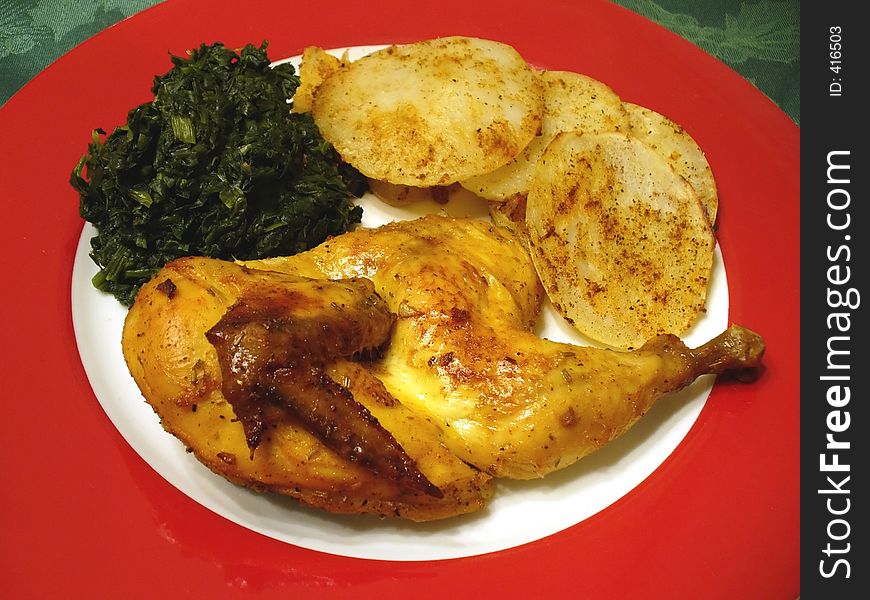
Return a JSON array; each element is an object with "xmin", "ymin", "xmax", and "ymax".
[{"xmin": 123, "ymin": 215, "xmax": 764, "ymax": 520}]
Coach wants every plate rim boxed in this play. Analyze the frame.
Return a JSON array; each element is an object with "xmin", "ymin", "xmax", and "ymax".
[{"xmin": 0, "ymin": 0, "xmax": 800, "ymax": 596}]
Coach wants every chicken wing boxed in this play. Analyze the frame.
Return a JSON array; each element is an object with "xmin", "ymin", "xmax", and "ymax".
[{"xmin": 204, "ymin": 278, "xmax": 441, "ymax": 497}]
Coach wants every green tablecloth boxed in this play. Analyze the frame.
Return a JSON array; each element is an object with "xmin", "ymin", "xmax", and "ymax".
[{"xmin": 1, "ymin": 0, "xmax": 799, "ymax": 124}]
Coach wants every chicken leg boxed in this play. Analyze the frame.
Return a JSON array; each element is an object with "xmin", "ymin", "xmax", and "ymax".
[
  {"xmin": 124, "ymin": 215, "xmax": 764, "ymax": 519},
  {"xmin": 247, "ymin": 215, "xmax": 765, "ymax": 478}
]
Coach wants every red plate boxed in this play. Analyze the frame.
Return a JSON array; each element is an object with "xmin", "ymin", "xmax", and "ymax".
[{"xmin": 0, "ymin": 0, "xmax": 799, "ymax": 597}]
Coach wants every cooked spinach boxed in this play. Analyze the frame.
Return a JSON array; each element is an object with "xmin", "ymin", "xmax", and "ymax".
[{"xmin": 72, "ymin": 41, "xmax": 366, "ymax": 306}]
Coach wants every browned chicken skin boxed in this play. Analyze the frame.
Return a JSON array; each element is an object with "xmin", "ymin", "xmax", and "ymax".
[
  {"xmin": 123, "ymin": 215, "xmax": 764, "ymax": 519},
  {"xmin": 203, "ymin": 277, "xmax": 391, "ymax": 453},
  {"xmin": 205, "ymin": 283, "xmax": 441, "ymax": 497}
]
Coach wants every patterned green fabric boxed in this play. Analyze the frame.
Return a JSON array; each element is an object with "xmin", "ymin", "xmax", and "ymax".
[
  {"xmin": 1, "ymin": 1, "xmax": 159, "ymax": 103},
  {"xmin": 614, "ymin": 0, "xmax": 799, "ymax": 123},
  {"xmin": 1, "ymin": 0, "xmax": 799, "ymax": 124}
]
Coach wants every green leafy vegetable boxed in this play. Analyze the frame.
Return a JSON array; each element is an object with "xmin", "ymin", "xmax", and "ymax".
[{"xmin": 71, "ymin": 41, "xmax": 367, "ymax": 306}]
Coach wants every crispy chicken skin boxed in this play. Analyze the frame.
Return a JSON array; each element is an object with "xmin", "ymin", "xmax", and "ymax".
[
  {"xmin": 204, "ymin": 279, "xmax": 442, "ymax": 497},
  {"xmin": 123, "ymin": 215, "xmax": 764, "ymax": 519},
  {"xmin": 204, "ymin": 278, "xmax": 395, "ymax": 452}
]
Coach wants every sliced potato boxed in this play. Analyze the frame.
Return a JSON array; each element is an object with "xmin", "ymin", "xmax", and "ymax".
[
  {"xmin": 539, "ymin": 70, "xmax": 629, "ymax": 137},
  {"xmin": 461, "ymin": 70, "xmax": 630, "ymax": 201},
  {"xmin": 488, "ymin": 194, "xmax": 529, "ymax": 243},
  {"xmin": 460, "ymin": 135, "xmax": 548, "ymax": 202},
  {"xmin": 311, "ymin": 36, "xmax": 543, "ymax": 187},
  {"xmin": 526, "ymin": 131, "xmax": 715, "ymax": 349},
  {"xmin": 624, "ymin": 102, "xmax": 718, "ymax": 225},
  {"xmin": 292, "ymin": 46, "xmax": 346, "ymax": 114},
  {"xmin": 367, "ymin": 178, "xmax": 455, "ymax": 207}
]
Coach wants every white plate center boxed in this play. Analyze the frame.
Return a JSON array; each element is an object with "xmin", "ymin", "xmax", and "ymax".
[{"xmin": 70, "ymin": 46, "xmax": 728, "ymax": 562}]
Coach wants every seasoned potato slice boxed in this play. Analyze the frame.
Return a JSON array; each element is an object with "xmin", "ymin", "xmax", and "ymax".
[
  {"xmin": 539, "ymin": 70, "xmax": 630, "ymax": 137},
  {"xmin": 367, "ymin": 178, "xmax": 455, "ymax": 207},
  {"xmin": 311, "ymin": 36, "xmax": 543, "ymax": 187},
  {"xmin": 624, "ymin": 102, "xmax": 718, "ymax": 225},
  {"xmin": 488, "ymin": 194, "xmax": 529, "ymax": 243},
  {"xmin": 461, "ymin": 135, "xmax": 549, "ymax": 202},
  {"xmin": 292, "ymin": 46, "xmax": 346, "ymax": 114},
  {"xmin": 461, "ymin": 70, "xmax": 629, "ymax": 200},
  {"xmin": 526, "ymin": 131, "xmax": 715, "ymax": 349}
]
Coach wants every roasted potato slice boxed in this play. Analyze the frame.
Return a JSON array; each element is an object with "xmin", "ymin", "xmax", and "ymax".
[
  {"xmin": 488, "ymin": 194, "xmax": 529, "ymax": 244},
  {"xmin": 367, "ymin": 178, "xmax": 456, "ymax": 207},
  {"xmin": 292, "ymin": 46, "xmax": 346, "ymax": 114},
  {"xmin": 311, "ymin": 36, "xmax": 543, "ymax": 187},
  {"xmin": 526, "ymin": 131, "xmax": 715, "ymax": 349},
  {"xmin": 461, "ymin": 70, "xmax": 630, "ymax": 201},
  {"xmin": 539, "ymin": 70, "xmax": 630, "ymax": 136},
  {"xmin": 624, "ymin": 102, "xmax": 719, "ymax": 225}
]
